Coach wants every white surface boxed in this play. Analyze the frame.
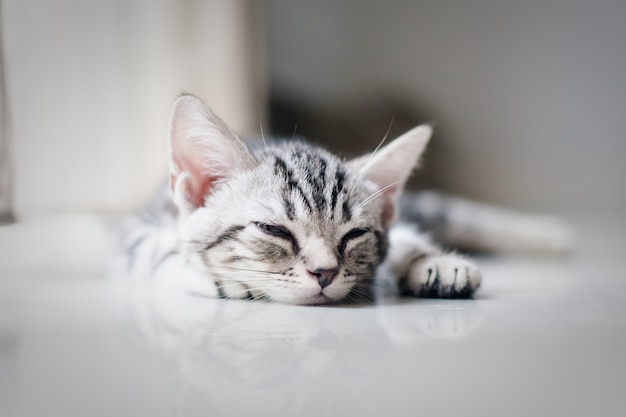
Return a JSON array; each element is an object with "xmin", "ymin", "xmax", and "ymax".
[{"xmin": 1, "ymin": 214, "xmax": 625, "ymax": 417}]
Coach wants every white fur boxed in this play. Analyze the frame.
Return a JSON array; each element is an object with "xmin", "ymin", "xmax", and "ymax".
[{"xmin": 123, "ymin": 95, "xmax": 501, "ymax": 304}]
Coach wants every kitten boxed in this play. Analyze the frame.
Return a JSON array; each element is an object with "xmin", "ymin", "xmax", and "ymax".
[{"xmin": 123, "ymin": 94, "xmax": 570, "ymax": 305}]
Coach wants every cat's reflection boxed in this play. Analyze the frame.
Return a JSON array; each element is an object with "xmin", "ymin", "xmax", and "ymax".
[{"xmin": 121, "ymin": 284, "xmax": 483, "ymax": 416}]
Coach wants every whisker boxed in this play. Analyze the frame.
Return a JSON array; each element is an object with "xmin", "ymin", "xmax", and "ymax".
[
  {"xmin": 258, "ymin": 102, "xmax": 268, "ymax": 152},
  {"xmin": 345, "ymin": 286, "xmax": 373, "ymax": 304},
  {"xmin": 215, "ymin": 286, "xmax": 266, "ymax": 298},
  {"xmin": 358, "ymin": 181, "xmax": 399, "ymax": 208},
  {"xmin": 212, "ymin": 277, "xmax": 303, "ymax": 290},
  {"xmin": 372, "ymin": 116, "xmax": 394, "ymax": 161},
  {"xmin": 349, "ymin": 117, "xmax": 394, "ymax": 196},
  {"xmin": 198, "ymin": 263, "xmax": 286, "ymax": 276},
  {"xmin": 214, "ymin": 278, "xmax": 276, "ymax": 287},
  {"xmin": 212, "ymin": 279, "xmax": 301, "ymax": 301},
  {"xmin": 291, "ymin": 123, "xmax": 298, "ymax": 140}
]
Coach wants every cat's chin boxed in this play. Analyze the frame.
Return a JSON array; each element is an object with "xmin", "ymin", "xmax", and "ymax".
[
  {"xmin": 277, "ymin": 290, "xmax": 345, "ymax": 306},
  {"xmin": 303, "ymin": 293, "xmax": 335, "ymax": 306}
]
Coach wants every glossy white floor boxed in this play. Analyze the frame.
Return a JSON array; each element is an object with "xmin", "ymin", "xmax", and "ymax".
[{"xmin": 1, "ymin": 213, "xmax": 625, "ymax": 417}]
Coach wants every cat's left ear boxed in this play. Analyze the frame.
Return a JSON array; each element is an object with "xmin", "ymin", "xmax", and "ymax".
[
  {"xmin": 169, "ymin": 94, "xmax": 256, "ymax": 217},
  {"xmin": 346, "ymin": 125, "xmax": 432, "ymax": 229}
]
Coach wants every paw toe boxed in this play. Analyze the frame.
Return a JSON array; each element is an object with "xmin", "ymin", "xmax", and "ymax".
[{"xmin": 408, "ymin": 255, "xmax": 481, "ymax": 299}]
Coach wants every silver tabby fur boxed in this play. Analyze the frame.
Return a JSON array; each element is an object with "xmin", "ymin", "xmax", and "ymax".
[{"xmin": 123, "ymin": 94, "xmax": 570, "ymax": 305}]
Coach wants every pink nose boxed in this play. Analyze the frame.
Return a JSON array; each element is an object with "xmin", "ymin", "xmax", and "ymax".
[{"xmin": 308, "ymin": 268, "xmax": 339, "ymax": 289}]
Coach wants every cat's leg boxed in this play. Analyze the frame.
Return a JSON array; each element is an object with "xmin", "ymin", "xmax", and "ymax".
[{"xmin": 384, "ymin": 223, "xmax": 481, "ymax": 298}]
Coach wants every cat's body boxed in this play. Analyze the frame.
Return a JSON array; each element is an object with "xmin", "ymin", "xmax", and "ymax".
[{"xmin": 123, "ymin": 94, "xmax": 570, "ymax": 305}]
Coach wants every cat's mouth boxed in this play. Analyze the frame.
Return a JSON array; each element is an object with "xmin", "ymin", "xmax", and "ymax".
[
  {"xmin": 280, "ymin": 276, "xmax": 352, "ymax": 305},
  {"xmin": 308, "ymin": 288, "xmax": 350, "ymax": 305},
  {"xmin": 316, "ymin": 291, "xmax": 330, "ymax": 300},
  {"xmin": 302, "ymin": 292, "xmax": 332, "ymax": 305}
]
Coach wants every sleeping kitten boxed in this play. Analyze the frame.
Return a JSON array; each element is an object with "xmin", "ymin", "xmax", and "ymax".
[{"xmin": 123, "ymin": 94, "xmax": 569, "ymax": 305}]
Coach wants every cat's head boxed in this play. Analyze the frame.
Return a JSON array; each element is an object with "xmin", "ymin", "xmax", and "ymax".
[{"xmin": 169, "ymin": 94, "xmax": 431, "ymax": 305}]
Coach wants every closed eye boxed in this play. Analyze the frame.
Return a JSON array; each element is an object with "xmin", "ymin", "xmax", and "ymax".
[
  {"xmin": 339, "ymin": 227, "xmax": 371, "ymax": 253},
  {"xmin": 253, "ymin": 222, "xmax": 295, "ymax": 241},
  {"xmin": 343, "ymin": 227, "xmax": 370, "ymax": 241}
]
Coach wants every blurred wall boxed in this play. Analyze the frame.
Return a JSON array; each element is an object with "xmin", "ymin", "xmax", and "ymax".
[
  {"xmin": 4, "ymin": 0, "xmax": 625, "ymax": 215},
  {"xmin": 4, "ymin": 0, "xmax": 264, "ymax": 214},
  {"xmin": 0, "ymin": 3, "xmax": 11, "ymax": 223},
  {"xmin": 261, "ymin": 0, "xmax": 626, "ymax": 213}
]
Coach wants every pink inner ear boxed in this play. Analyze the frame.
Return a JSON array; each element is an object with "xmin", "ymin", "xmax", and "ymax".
[
  {"xmin": 168, "ymin": 95, "xmax": 258, "ymax": 212},
  {"xmin": 380, "ymin": 198, "xmax": 396, "ymax": 229},
  {"xmin": 378, "ymin": 184, "xmax": 400, "ymax": 229},
  {"xmin": 175, "ymin": 173, "xmax": 216, "ymax": 209},
  {"xmin": 172, "ymin": 147, "xmax": 217, "ymax": 209}
]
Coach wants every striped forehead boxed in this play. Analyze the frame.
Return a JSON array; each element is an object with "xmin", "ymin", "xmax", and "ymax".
[{"xmin": 265, "ymin": 146, "xmax": 353, "ymax": 222}]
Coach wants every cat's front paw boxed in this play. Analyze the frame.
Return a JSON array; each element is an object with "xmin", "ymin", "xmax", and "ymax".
[{"xmin": 402, "ymin": 255, "xmax": 481, "ymax": 299}]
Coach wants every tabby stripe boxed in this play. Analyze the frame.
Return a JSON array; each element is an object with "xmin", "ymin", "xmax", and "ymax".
[
  {"xmin": 342, "ymin": 200, "xmax": 352, "ymax": 222},
  {"xmin": 331, "ymin": 169, "xmax": 346, "ymax": 213},
  {"xmin": 248, "ymin": 241, "xmax": 290, "ymax": 260},
  {"xmin": 240, "ymin": 282, "xmax": 254, "ymax": 299},
  {"xmin": 274, "ymin": 157, "xmax": 313, "ymax": 212},
  {"xmin": 214, "ymin": 278, "xmax": 227, "ymax": 298},
  {"xmin": 205, "ymin": 225, "xmax": 245, "ymax": 251},
  {"xmin": 305, "ymin": 156, "xmax": 327, "ymax": 211},
  {"xmin": 282, "ymin": 196, "xmax": 296, "ymax": 220},
  {"xmin": 224, "ymin": 255, "xmax": 244, "ymax": 264}
]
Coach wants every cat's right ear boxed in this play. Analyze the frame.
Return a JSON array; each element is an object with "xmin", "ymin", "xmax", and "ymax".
[
  {"xmin": 169, "ymin": 94, "xmax": 256, "ymax": 216},
  {"xmin": 346, "ymin": 125, "xmax": 432, "ymax": 229}
]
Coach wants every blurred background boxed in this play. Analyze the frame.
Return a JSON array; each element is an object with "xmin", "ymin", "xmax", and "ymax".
[
  {"xmin": 2, "ymin": 3, "xmax": 626, "ymax": 417},
  {"xmin": 2, "ymin": 0, "xmax": 626, "ymax": 218}
]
